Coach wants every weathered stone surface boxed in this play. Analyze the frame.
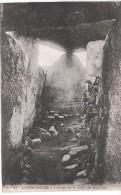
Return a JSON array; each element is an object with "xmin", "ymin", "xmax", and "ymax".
[
  {"xmin": 95, "ymin": 15, "xmax": 121, "ymax": 182},
  {"xmin": 2, "ymin": 32, "xmax": 45, "ymax": 147},
  {"xmin": 69, "ymin": 145, "xmax": 88, "ymax": 156},
  {"xmin": 1, "ymin": 32, "xmax": 45, "ymax": 181},
  {"xmin": 86, "ymin": 40, "xmax": 105, "ymax": 81},
  {"xmin": 62, "ymin": 154, "xmax": 71, "ymax": 163}
]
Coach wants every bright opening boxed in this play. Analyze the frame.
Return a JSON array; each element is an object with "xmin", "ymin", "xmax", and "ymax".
[
  {"xmin": 74, "ymin": 50, "xmax": 87, "ymax": 68},
  {"xmin": 38, "ymin": 42, "xmax": 65, "ymax": 69}
]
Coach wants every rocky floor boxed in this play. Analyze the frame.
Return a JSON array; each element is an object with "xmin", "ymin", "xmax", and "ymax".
[
  {"xmin": 10, "ymin": 112, "xmax": 94, "ymax": 185},
  {"xmin": 21, "ymin": 113, "xmax": 92, "ymax": 185}
]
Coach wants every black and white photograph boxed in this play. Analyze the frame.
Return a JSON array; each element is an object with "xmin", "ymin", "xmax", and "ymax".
[{"xmin": 1, "ymin": 1, "xmax": 121, "ymax": 191}]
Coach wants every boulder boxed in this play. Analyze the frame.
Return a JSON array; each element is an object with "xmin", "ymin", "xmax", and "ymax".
[
  {"xmin": 69, "ymin": 145, "xmax": 88, "ymax": 156},
  {"xmin": 62, "ymin": 154, "xmax": 71, "ymax": 163},
  {"xmin": 31, "ymin": 138, "xmax": 41, "ymax": 146}
]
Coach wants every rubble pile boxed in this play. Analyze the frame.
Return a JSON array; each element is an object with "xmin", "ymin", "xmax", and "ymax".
[
  {"xmin": 60, "ymin": 76, "xmax": 100, "ymax": 183},
  {"xmin": 60, "ymin": 119, "xmax": 90, "ymax": 183},
  {"xmin": 82, "ymin": 76, "xmax": 100, "ymax": 182}
]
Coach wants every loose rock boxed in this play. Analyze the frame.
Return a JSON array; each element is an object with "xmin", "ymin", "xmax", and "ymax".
[
  {"xmin": 67, "ymin": 126, "xmax": 75, "ymax": 134},
  {"xmin": 73, "ymin": 178, "xmax": 89, "ymax": 185},
  {"xmin": 54, "ymin": 113, "xmax": 59, "ymax": 117},
  {"xmin": 58, "ymin": 115, "xmax": 64, "ymax": 119},
  {"xmin": 61, "ymin": 144, "xmax": 78, "ymax": 155},
  {"xmin": 47, "ymin": 116, "xmax": 55, "ymax": 120},
  {"xmin": 36, "ymin": 127, "xmax": 52, "ymax": 140},
  {"xmin": 67, "ymin": 123, "xmax": 84, "ymax": 134},
  {"xmin": 63, "ymin": 114, "xmax": 68, "ymax": 117},
  {"xmin": 53, "ymin": 131, "xmax": 58, "ymax": 137},
  {"xmin": 31, "ymin": 138, "xmax": 41, "ymax": 146},
  {"xmin": 76, "ymin": 133, "xmax": 81, "ymax": 138},
  {"xmin": 42, "ymin": 132, "xmax": 52, "ymax": 140},
  {"xmin": 60, "ymin": 123, "xmax": 64, "ymax": 127},
  {"xmin": 77, "ymin": 170, "xmax": 87, "ymax": 178},
  {"xmin": 49, "ymin": 126, "xmax": 58, "ymax": 137},
  {"xmin": 71, "ymin": 138, "xmax": 77, "ymax": 143},
  {"xmin": 65, "ymin": 164, "xmax": 78, "ymax": 170},
  {"xmin": 62, "ymin": 154, "xmax": 71, "ymax": 163},
  {"xmin": 69, "ymin": 145, "xmax": 88, "ymax": 156},
  {"xmin": 50, "ymin": 111, "xmax": 55, "ymax": 115}
]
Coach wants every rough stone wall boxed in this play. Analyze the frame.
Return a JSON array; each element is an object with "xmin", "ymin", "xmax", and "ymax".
[
  {"xmin": 86, "ymin": 40, "xmax": 104, "ymax": 82},
  {"xmin": 1, "ymin": 32, "xmax": 44, "ymax": 181},
  {"xmin": 95, "ymin": 16, "xmax": 121, "ymax": 182}
]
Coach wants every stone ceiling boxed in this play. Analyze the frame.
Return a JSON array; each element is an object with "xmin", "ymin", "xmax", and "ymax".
[{"xmin": 2, "ymin": 2, "xmax": 120, "ymax": 50}]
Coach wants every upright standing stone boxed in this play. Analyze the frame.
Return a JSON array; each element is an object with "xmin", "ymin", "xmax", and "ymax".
[
  {"xmin": 95, "ymin": 13, "xmax": 121, "ymax": 182},
  {"xmin": 86, "ymin": 40, "xmax": 104, "ymax": 82}
]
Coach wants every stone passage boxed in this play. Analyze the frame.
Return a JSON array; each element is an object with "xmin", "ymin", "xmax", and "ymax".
[{"xmin": 2, "ymin": 3, "xmax": 121, "ymax": 186}]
